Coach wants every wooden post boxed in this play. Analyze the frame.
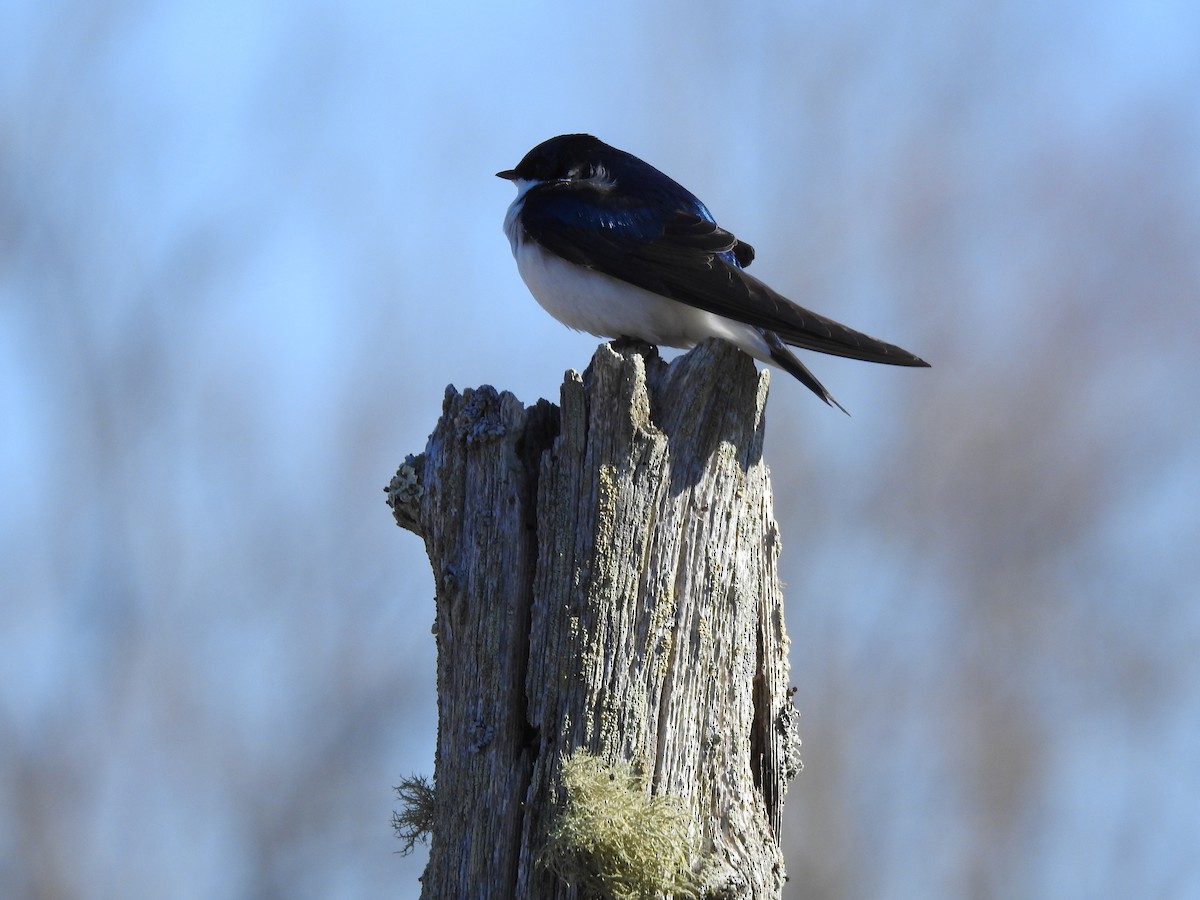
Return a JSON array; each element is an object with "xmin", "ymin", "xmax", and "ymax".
[{"xmin": 387, "ymin": 339, "xmax": 801, "ymax": 899}]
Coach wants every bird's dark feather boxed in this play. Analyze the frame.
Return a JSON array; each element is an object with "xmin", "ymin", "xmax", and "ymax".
[{"xmin": 519, "ymin": 184, "xmax": 929, "ymax": 368}]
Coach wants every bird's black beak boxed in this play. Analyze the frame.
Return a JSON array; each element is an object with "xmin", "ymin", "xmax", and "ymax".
[{"xmin": 496, "ymin": 169, "xmax": 517, "ymax": 180}]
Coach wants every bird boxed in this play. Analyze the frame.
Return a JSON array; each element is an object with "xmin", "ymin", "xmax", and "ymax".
[{"xmin": 498, "ymin": 133, "xmax": 929, "ymax": 412}]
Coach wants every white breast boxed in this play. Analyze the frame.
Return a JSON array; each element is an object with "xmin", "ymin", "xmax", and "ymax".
[{"xmin": 504, "ymin": 192, "xmax": 772, "ymax": 363}]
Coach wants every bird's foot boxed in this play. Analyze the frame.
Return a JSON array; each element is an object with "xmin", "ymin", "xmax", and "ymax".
[{"xmin": 609, "ymin": 336, "xmax": 659, "ymax": 360}]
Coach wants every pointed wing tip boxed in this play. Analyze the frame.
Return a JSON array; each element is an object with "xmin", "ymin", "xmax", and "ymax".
[
  {"xmin": 817, "ymin": 390, "xmax": 850, "ymax": 415},
  {"xmin": 865, "ymin": 346, "xmax": 931, "ymax": 368},
  {"xmin": 767, "ymin": 340, "xmax": 851, "ymax": 414}
]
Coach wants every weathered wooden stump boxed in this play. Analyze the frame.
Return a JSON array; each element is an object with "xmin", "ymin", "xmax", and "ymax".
[{"xmin": 387, "ymin": 339, "xmax": 801, "ymax": 899}]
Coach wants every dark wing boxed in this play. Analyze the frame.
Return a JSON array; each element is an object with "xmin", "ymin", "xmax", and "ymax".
[{"xmin": 520, "ymin": 187, "xmax": 929, "ymax": 368}]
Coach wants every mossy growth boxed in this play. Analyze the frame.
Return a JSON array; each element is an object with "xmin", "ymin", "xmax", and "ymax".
[
  {"xmin": 392, "ymin": 774, "xmax": 435, "ymax": 856},
  {"xmin": 541, "ymin": 750, "xmax": 701, "ymax": 899}
]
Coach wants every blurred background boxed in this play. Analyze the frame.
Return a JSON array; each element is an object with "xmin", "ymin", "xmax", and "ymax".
[{"xmin": 3, "ymin": 0, "xmax": 1198, "ymax": 897}]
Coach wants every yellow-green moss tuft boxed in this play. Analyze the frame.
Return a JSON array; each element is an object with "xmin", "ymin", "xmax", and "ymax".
[{"xmin": 541, "ymin": 751, "xmax": 700, "ymax": 899}]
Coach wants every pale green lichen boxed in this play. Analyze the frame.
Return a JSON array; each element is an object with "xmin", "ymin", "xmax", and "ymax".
[
  {"xmin": 394, "ymin": 456, "xmax": 423, "ymax": 500},
  {"xmin": 541, "ymin": 751, "xmax": 701, "ymax": 899}
]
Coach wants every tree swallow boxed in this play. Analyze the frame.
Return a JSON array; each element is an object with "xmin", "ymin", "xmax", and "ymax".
[{"xmin": 498, "ymin": 134, "xmax": 929, "ymax": 412}]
